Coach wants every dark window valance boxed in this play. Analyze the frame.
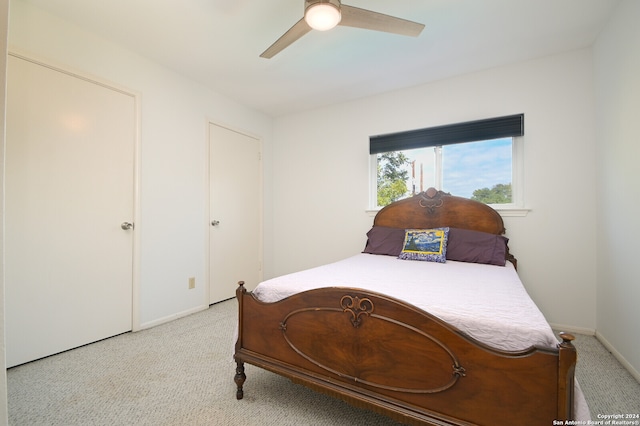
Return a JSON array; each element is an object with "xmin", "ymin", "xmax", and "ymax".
[{"xmin": 369, "ymin": 114, "xmax": 524, "ymax": 155}]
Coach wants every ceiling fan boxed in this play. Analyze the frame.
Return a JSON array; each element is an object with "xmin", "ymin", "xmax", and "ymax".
[{"xmin": 260, "ymin": 0, "xmax": 425, "ymax": 58}]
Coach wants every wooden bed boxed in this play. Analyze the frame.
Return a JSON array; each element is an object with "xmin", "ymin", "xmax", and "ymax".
[{"xmin": 233, "ymin": 188, "xmax": 577, "ymax": 426}]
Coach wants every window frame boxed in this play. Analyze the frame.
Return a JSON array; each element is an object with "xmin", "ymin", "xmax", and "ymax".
[{"xmin": 368, "ymin": 136, "xmax": 526, "ymax": 216}]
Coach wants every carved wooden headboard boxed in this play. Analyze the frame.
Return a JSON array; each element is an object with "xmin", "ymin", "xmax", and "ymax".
[
  {"xmin": 374, "ymin": 188, "xmax": 515, "ymax": 266},
  {"xmin": 374, "ymin": 187, "xmax": 506, "ymax": 235}
]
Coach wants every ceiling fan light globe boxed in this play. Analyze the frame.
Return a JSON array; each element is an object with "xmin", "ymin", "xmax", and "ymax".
[{"xmin": 305, "ymin": 3, "xmax": 341, "ymax": 31}]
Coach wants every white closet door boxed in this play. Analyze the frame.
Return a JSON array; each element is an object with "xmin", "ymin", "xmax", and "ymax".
[
  {"xmin": 5, "ymin": 55, "xmax": 136, "ymax": 367},
  {"xmin": 209, "ymin": 123, "xmax": 261, "ymax": 304}
]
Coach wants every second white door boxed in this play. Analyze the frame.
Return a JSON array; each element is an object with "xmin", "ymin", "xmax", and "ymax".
[{"xmin": 209, "ymin": 123, "xmax": 261, "ymax": 304}]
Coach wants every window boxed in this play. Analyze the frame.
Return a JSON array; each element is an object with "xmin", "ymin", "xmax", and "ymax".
[{"xmin": 370, "ymin": 115, "xmax": 524, "ymax": 210}]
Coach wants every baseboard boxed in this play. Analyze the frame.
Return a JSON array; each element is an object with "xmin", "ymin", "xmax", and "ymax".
[
  {"xmin": 136, "ymin": 304, "xmax": 209, "ymax": 331},
  {"xmin": 549, "ymin": 323, "xmax": 596, "ymax": 336},
  {"xmin": 595, "ymin": 331, "xmax": 640, "ymax": 383}
]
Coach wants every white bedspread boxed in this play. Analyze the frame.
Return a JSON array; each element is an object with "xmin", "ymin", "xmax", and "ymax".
[
  {"xmin": 255, "ymin": 253, "xmax": 555, "ymax": 351},
  {"xmin": 251, "ymin": 253, "xmax": 591, "ymax": 420}
]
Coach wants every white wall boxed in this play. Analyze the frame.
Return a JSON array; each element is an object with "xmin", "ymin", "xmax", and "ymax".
[
  {"xmin": 594, "ymin": 0, "xmax": 640, "ymax": 380},
  {"xmin": 1, "ymin": 0, "xmax": 10, "ymax": 422},
  {"xmin": 7, "ymin": 1, "xmax": 274, "ymax": 327},
  {"xmin": 273, "ymin": 49, "xmax": 598, "ymax": 331}
]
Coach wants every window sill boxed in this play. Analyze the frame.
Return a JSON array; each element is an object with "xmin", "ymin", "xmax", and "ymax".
[
  {"xmin": 366, "ymin": 207, "xmax": 530, "ymax": 218},
  {"xmin": 492, "ymin": 207, "xmax": 530, "ymax": 217}
]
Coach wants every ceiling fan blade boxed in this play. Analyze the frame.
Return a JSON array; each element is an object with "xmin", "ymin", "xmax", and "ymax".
[
  {"xmin": 339, "ymin": 5, "xmax": 425, "ymax": 37},
  {"xmin": 260, "ymin": 18, "xmax": 312, "ymax": 58}
]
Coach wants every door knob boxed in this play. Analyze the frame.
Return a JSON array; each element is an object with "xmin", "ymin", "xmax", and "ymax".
[
  {"xmin": 121, "ymin": 222, "xmax": 134, "ymax": 230},
  {"xmin": 211, "ymin": 220, "xmax": 220, "ymax": 226}
]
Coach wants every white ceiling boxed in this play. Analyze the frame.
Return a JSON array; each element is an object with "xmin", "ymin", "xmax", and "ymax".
[{"xmin": 19, "ymin": 0, "xmax": 619, "ymax": 117}]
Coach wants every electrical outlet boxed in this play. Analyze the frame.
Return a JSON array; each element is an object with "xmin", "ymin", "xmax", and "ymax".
[{"xmin": 188, "ymin": 277, "xmax": 196, "ymax": 289}]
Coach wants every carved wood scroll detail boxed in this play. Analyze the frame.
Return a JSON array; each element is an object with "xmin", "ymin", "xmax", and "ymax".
[
  {"xmin": 418, "ymin": 188, "xmax": 451, "ymax": 214},
  {"xmin": 340, "ymin": 295, "xmax": 374, "ymax": 328}
]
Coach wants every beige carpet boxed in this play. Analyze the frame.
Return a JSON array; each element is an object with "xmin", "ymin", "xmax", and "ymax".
[{"xmin": 7, "ymin": 299, "xmax": 640, "ymax": 425}]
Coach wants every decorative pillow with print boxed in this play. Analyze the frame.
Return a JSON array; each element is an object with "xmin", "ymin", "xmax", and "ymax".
[{"xmin": 399, "ymin": 228, "xmax": 449, "ymax": 263}]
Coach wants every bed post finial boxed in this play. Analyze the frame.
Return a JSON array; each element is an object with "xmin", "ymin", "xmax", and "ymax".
[{"xmin": 559, "ymin": 332, "xmax": 575, "ymax": 347}]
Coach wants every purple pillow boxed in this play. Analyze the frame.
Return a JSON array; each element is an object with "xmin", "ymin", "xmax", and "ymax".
[
  {"xmin": 363, "ymin": 226, "xmax": 406, "ymax": 256},
  {"xmin": 446, "ymin": 228, "xmax": 509, "ymax": 266}
]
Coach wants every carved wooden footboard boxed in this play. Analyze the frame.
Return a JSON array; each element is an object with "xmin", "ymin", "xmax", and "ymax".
[{"xmin": 234, "ymin": 282, "xmax": 576, "ymax": 426}]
